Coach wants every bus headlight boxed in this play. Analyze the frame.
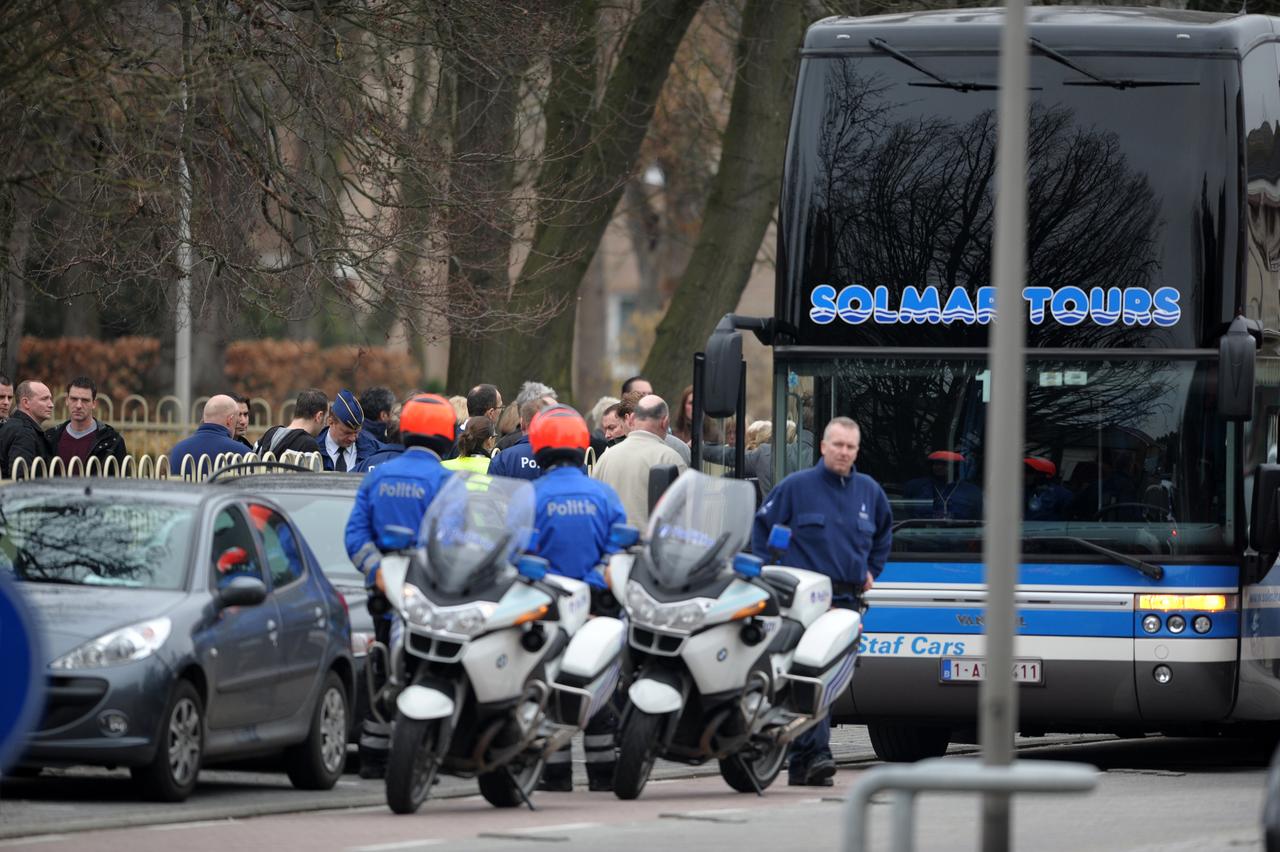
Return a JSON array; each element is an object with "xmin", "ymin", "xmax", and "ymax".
[
  {"xmin": 1166, "ymin": 614, "xmax": 1186, "ymax": 634},
  {"xmin": 1193, "ymin": 615, "xmax": 1212, "ymax": 634},
  {"xmin": 1142, "ymin": 615, "xmax": 1161, "ymax": 634}
]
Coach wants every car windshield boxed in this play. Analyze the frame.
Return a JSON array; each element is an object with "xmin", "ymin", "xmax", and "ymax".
[
  {"xmin": 419, "ymin": 473, "xmax": 534, "ymax": 596},
  {"xmin": 0, "ymin": 497, "xmax": 195, "ymax": 589},
  {"xmin": 646, "ymin": 472, "xmax": 756, "ymax": 590},
  {"xmin": 780, "ymin": 357, "xmax": 1231, "ymax": 558},
  {"xmin": 268, "ymin": 492, "xmax": 362, "ymax": 585}
]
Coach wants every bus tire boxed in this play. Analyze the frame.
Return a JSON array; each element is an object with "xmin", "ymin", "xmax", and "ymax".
[{"xmin": 867, "ymin": 722, "xmax": 950, "ymax": 762}]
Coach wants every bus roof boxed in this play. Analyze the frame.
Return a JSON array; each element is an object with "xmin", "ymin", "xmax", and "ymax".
[{"xmin": 805, "ymin": 6, "xmax": 1278, "ymax": 56}]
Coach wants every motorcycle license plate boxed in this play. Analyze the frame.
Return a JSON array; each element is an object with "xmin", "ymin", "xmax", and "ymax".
[{"xmin": 940, "ymin": 657, "xmax": 1043, "ymax": 684}]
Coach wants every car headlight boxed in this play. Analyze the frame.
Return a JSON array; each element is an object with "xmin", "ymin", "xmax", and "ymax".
[{"xmin": 50, "ymin": 617, "xmax": 172, "ymax": 670}]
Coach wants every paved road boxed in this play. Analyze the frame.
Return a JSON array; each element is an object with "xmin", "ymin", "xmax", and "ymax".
[
  {"xmin": 0, "ymin": 735, "xmax": 1269, "ymax": 852},
  {"xmin": 0, "ymin": 726, "xmax": 1103, "ymax": 839}
]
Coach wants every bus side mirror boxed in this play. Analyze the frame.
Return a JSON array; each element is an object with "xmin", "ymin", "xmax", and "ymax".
[
  {"xmin": 1219, "ymin": 315, "xmax": 1257, "ymax": 422},
  {"xmin": 648, "ymin": 464, "xmax": 681, "ymax": 515},
  {"xmin": 704, "ymin": 316, "xmax": 743, "ymax": 418},
  {"xmin": 1251, "ymin": 464, "xmax": 1280, "ymax": 556}
]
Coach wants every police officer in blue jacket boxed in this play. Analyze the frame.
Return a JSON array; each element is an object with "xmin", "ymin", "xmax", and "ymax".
[
  {"xmin": 488, "ymin": 397, "xmax": 553, "ymax": 481},
  {"xmin": 319, "ymin": 389, "xmax": 384, "ymax": 472},
  {"xmin": 751, "ymin": 415, "xmax": 892, "ymax": 787},
  {"xmin": 344, "ymin": 394, "xmax": 456, "ymax": 778},
  {"xmin": 527, "ymin": 405, "xmax": 627, "ymax": 792}
]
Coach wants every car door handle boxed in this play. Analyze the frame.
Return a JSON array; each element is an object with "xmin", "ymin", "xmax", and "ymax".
[
  {"xmin": 267, "ymin": 619, "xmax": 279, "ymax": 646},
  {"xmin": 314, "ymin": 606, "xmax": 326, "ymax": 628}
]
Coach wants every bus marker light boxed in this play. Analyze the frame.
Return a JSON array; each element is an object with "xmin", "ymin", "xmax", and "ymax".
[
  {"xmin": 1167, "ymin": 614, "xmax": 1186, "ymax": 633},
  {"xmin": 1138, "ymin": 594, "xmax": 1228, "ymax": 612},
  {"xmin": 1142, "ymin": 615, "xmax": 1161, "ymax": 634},
  {"xmin": 1193, "ymin": 616, "xmax": 1212, "ymax": 634},
  {"xmin": 1153, "ymin": 665, "xmax": 1172, "ymax": 684}
]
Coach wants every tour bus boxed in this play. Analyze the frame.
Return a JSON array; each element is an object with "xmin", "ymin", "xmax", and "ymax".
[{"xmin": 696, "ymin": 7, "xmax": 1280, "ymax": 762}]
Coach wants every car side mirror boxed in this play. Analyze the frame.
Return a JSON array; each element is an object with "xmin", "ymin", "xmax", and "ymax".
[
  {"xmin": 219, "ymin": 575, "xmax": 268, "ymax": 608},
  {"xmin": 1251, "ymin": 464, "xmax": 1280, "ymax": 556},
  {"xmin": 1219, "ymin": 315, "xmax": 1257, "ymax": 421}
]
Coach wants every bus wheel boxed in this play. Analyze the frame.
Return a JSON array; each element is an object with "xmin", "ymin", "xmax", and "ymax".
[{"xmin": 868, "ymin": 723, "xmax": 950, "ymax": 762}]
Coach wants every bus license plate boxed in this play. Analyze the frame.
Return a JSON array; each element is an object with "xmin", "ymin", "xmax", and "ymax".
[{"xmin": 940, "ymin": 658, "xmax": 1043, "ymax": 684}]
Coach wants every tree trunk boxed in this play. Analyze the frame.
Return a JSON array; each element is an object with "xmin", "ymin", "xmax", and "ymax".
[
  {"xmin": 457, "ymin": 0, "xmax": 705, "ymax": 403},
  {"xmin": 0, "ymin": 187, "xmax": 32, "ymax": 380},
  {"xmin": 642, "ymin": 0, "xmax": 805, "ymax": 402}
]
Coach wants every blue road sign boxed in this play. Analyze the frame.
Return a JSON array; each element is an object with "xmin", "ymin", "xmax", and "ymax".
[{"xmin": 0, "ymin": 570, "xmax": 44, "ymax": 772}]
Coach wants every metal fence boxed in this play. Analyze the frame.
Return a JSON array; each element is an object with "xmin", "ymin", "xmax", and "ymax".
[{"xmin": 3, "ymin": 450, "xmax": 324, "ymax": 483}]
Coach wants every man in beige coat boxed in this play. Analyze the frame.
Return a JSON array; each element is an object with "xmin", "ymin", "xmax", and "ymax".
[{"xmin": 592, "ymin": 394, "xmax": 688, "ymax": 527}]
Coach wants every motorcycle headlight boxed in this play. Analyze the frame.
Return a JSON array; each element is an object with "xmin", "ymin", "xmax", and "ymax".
[
  {"xmin": 436, "ymin": 604, "xmax": 493, "ymax": 637},
  {"xmin": 624, "ymin": 581, "xmax": 706, "ymax": 632},
  {"xmin": 402, "ymin": 583, "xmax": 435, "ymax": 627},
  {"xmin": 51, "ymin": 617, "xmax": 172, "ymax": 670},
  {"xmin": 671, "ymin": 602, "xmax": 707, "ymax": 631}
]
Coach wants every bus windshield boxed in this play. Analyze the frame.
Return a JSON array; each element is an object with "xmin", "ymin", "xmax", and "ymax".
[
  {"xmin": 780, "ymin": 357, "xmax": 1231, "ymax": 559},
  {"xmin": 779, "ymin": 51, "xmax": 1238, "ymax": 349}
]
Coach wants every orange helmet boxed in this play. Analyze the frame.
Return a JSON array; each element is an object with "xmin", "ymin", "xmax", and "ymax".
[
  {"xmin": 400, "ymin": 394, "xmax": 456, "ymax": 442},
  {"xmin": 529, "ymin": 405, "xmax": 589, "ymax": 453}
]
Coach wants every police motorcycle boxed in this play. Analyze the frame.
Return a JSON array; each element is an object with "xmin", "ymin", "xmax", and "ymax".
[
  {"xmin": 607, "ymin": 471, "xmax": 862, "ymax": 799},
  {"xmin": 372, "ymin": 472, "xmax": 626, "ymax": 814}
]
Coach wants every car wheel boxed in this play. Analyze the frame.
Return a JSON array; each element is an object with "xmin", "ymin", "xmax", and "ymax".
[
  {"xmin": 286, "ymin": 671, "xmax": 349, "ymax": 790},
  {"xmin": 131, "ymin": 680, "xmax": 203, "ymax": 802}
]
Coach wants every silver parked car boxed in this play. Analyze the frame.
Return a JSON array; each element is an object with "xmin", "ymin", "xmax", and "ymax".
[{"xmin": 2, "ymin": 480, "xmax": 355, "ymax": 801}]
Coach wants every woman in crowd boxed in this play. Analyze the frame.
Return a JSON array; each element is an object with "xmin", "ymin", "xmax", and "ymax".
[{"xmin": 443, "ymin": 416, "xmax": 497, "ymax": 473}]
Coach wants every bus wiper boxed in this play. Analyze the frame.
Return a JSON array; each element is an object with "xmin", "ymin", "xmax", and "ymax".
[
  {"xmin": 1029, "ymin": 38, "xmax": 1198, "ymax": 90},
  {"xmin": 892, "ymin": 518, "xmax": 983, "ymax": 532},
  {"xmin": 868, "ymin": 38, "xmax": 998, "ymax": 93},
  {"xmin": 1024, "ymin": 534, "xmax": 1164, "ymax": 581}
]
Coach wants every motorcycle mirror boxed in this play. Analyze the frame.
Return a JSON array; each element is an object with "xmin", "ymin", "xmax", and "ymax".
[
  {"xmin": 517, "ymin": 554, "xmax": 550, "ymax": 581},
  {"xmin": 381, "ymin": 525, "xmax": 416, "ymax": 551},
  {"xmin": 609, "ymin": 523, "xmax": 640, "ymax": 549},
  {"xmin": 767, "ymin": 525, "xmax": 792, "ymax": 553},
  {"xmin": 733, "ymin": 553, "xmax": 764, "ymax": 578}
]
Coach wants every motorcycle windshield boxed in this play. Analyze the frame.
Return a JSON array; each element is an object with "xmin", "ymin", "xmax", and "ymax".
[
  {"xmin": 418, "ymin": 472, "xmax": 535, "ymax": 595},
  {"xmin": 645, "ymin": 471, "xmax": 756, "ymax": 591}
]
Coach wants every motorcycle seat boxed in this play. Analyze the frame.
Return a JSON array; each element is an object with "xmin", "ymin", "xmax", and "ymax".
[
  {"xmin": 767, "ymin": 617, "xmax": 805, "ymax": 654},
  {"xmin": 760, "ymin": 568, "xmax": 800, "ymax": 608}
]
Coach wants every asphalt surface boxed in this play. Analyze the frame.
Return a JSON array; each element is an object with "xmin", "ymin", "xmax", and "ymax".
[
  {"xmin": 0, "ymin": 725, "xmax": 1105, "ymax": 840},
  {"xmin": 0, "ymin": 735, "xmax": 1270, "ymax": 852}
]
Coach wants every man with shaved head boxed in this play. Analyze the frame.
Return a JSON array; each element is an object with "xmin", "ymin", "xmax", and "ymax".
[
  {"xmin": 591, "ymin": 394, "xmax": 687, "ymax": 526},
  {"xmin": 0, "ymin": 380, "xmax": 55, "ymax": 478},
  {"xmin": 169, "ymin": 394, "xmax": 249, "ymax": 473}
]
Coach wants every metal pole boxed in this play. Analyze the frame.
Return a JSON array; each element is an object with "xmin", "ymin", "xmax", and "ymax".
[
  {"xmin": 980, "ymin": 1, "xmax": 1029, "ymax": 850},
  {"xmin": 692, "ymin": 352, "xmax": 706, "ymax": 471}
]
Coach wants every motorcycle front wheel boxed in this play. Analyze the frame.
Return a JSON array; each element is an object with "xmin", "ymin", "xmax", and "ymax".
[
  {"xmin": 613, "ymin": 709, "xmax": 664, "ymax": 800},
  {"xmin": 719, "ymin": 738, "xmax": 787, "ymax": 793},
  {"xmin": 478, "ymin": 749, "xmax": 545, "ymax": 808},
  {"xmin": 386, "ymin": 714, "xmax": 443, "ymax": 814}
]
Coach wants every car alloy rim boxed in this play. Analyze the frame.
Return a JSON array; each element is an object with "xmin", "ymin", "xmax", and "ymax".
[
  {"xmin": 320, "ymin": 687, "xmax": 347, "ymax": 773},
  {"xmin": 169, "ymin": 698, "xmax": 201, "ymax": 785}
]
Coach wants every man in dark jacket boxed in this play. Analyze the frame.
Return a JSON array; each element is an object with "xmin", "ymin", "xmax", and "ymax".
[
  {"xmin": 256, "ymin": 388, "xmax": 327, "ymax": 456},
  {"xmin": 45, "ymin": 377, "xmax": 127, "ymax": 469},
  {"xmin": 359, "ymin": 386, "xmax": 396, "ymax": 444},
  {"xmin": 752, "ymin": 416, "xmax": 892, "ymax": 788},
  {"xmin": 317, "ymin": 389, "xmax": 383, "ymax": 471},
  {"xmin": 169, "ymin": 394, "xmax": 249, "ymax": 474},
  {"xmin": 0, "ymin": 380, "xmax": 55, "ymax": 478},
  {"xmin": 0, "ymin": 373, "xmax": 13, "ymax": 424},
  {"xmin": 231, "ymin": 394, "xmax": 254, "ymax": 450}
]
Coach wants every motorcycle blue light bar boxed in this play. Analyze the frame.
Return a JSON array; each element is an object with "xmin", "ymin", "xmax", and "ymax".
[
  {"xmin": 609, "ymin": 523, "xmax": 640, "ymax": 549},
  {"xmin": 767, "ymin": 524, "xmax": 791, "ymax": 553},
  {"xmin": 733, "ymin": 553, "xmax": 764, "ymax": 578},
  {"xmin": 517, "ymin": 555, "xmax": 549, "ymax": 581}
]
